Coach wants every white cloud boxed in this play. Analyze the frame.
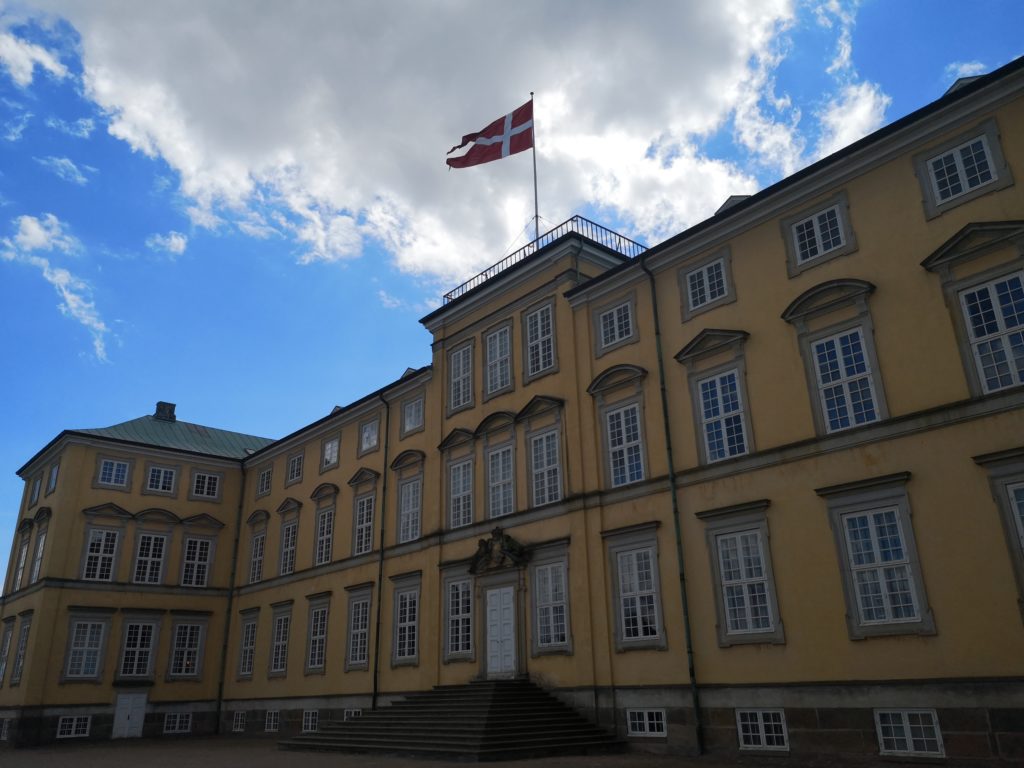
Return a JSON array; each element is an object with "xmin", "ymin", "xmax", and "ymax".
[
  {"xmin": 0, "ymin": 30, "xmax": 67, "ymax": 87},
  {"xmin": 3, "ymin": 109, "xmax": 32, "ymax": 141},
  {"xmin": 35, "ymin": 155, "xmax": 90, "ymax": 185},
  {"xmin": 814, "ymin": 81, "xmax": 892, "ymax": 159},
  {"xmin": 45, "ymin": 116, "xmax": 95, "ymax": 138},
  {"xmin": 145, "ymin": 231, "xmax": 188, "ymax": 256},
  {"xmin": 1, "ymin": 214, "xmax": 108, "ymax": 360},
  {"xmin": 945, "ymin": 60, "xmax": 987, "ymax": 80},
  {"xmin": 377, "ymin": 290, "xmax": 404, "ymax": 309},
  {"xmin": 185, "ymin": 205, "xmax": 224, "ymax": 230}
]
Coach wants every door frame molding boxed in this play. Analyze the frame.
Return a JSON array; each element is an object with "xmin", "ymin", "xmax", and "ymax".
[{"xmin": 475, "ymin": 568, "xmax": 526, "ymax": 680}]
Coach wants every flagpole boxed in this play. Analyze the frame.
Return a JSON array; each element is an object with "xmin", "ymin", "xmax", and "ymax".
[{"xmin": 531, "ymin": 91, "xmax": 540, "ymax": 242}]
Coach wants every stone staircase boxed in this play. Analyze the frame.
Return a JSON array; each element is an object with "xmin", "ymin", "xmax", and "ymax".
[{"xmin": 278, "ymin": 678, "xmax": 625, "ymax": 760}]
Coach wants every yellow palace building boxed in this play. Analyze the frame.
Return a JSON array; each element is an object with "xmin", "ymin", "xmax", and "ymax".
[{"xmin": 3, "ymin": 57, "xmax": 1024, "ymax": 762}]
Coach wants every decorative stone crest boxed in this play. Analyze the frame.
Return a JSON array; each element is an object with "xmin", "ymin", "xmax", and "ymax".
[{"xmin": 468, "ymin": 527, "xmax": 529, "ymax": 574}]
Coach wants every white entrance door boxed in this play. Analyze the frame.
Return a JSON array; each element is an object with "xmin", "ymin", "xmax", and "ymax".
[
  {"xmin": 112, "ymin": 693, "xmax": 147, "ymax": 738},
  {"xmin": 486, "ymin": 585, "xmax": 516, "ymax": 678}
]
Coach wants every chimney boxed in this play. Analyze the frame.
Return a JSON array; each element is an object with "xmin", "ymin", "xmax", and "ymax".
[{"xmin": 154, "ymin": 401, "xmax": 177, "ymax": 422}]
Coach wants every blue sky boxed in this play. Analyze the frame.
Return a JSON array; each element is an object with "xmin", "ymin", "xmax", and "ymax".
[{"xmin": 1, "ymin": 0, "xmax": 1022, "ymax": 578}]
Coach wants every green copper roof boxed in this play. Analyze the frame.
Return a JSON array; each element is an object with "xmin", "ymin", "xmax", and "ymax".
[{"xmin": 74, "ymin": 415, "xmax": 274, "ymax": 459}]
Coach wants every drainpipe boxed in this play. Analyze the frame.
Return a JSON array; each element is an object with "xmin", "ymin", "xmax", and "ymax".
[
  {"xmin": 215, "ymin": 462, "xmax": 246, "ymax": 734},
  {"xmin": 640, "ymin": 258, "xmax": 704, "ymax": 754},
  {"xmin": 371, "ymin": 395, "xmax": 391, "ymax": 710}
]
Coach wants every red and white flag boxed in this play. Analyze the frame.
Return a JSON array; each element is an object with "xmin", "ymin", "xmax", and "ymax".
[{"xmin": 446, "ymin": 100, "xmax": 534, "ymax": 169}]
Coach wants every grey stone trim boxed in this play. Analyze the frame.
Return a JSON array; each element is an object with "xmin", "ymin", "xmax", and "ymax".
[
  {"xmin": 780, "ymin": 190, "xmax": 858, "ymax": 278},
  {"xmin": 267, "ymin": 603, "xmax": 292, "ymax": 678},
  {"xmin": 521, "ymin": 297, "xmax": 559, "ymax": 385},
  {"xmin": 92, "ymin": 454, "xmax": 136, "ymax": 494},
  {"xmin": 115, "ymin": 614, "xmax": 163, "ymax": 683},
  {"xmin": 686, "ymin": 355, "xmax": 756, "ymax": 466},
  {"xmin": 389, "ymin": 572, "xmax": 421, "ymax": 668},
  {"xmin": 60, "ymin": 612, "xmax": 113, "ymax": 683},
  {"xmin": 604, "ymin": 523, "xmax": 667, "ymax": 652},
  {"xmin": 304, "ymin": 593, "xmax": 330, "ymax": 676},
  {"xmin": 165, "ymin": 616, "xmax": 208, "ymax": 681},
  {"xmin": 529, "ymin": 540, "xmax": 572, "ymax": 657},
  {"xmin": 319, "ymin": 433, "xmax": 341, "ymax": 474},
  {"xmin": 679, "ymin": 246, "xmax": 737, "ymax": 322},
  {"xmin": 140, "ymin": 461, "xmax": 181, "ymax": 499},
  {"xmin": 592, "ymin": 289, "xmax": 639, "ymax": 358},
  {"xmin": 186, "ymin": 469, "xmax": 224, "ymax": 503},
  {"xmin": 357, "ymin": 415, "xmax": 380, "ymax": 458},
  {"xmin": 446, "ymin": 339, "xmax": 476, "ymax": 417},
  {"xmin": 482, "ymin": 319, "xmax": 515, "ymax": 400},
  {"xmin": 255, "ymin": 464, "xmax": 273, "ymax": 499},
  {"xmin": 344, "ymin": 584, "xmax": 372, "ymax": 672},
  {"xmin": 284, "ymin": 449, "xmax": 305, "ymax": 488},
  {"xmin": 441, "ymin": 566, "xmax": 475, "ymax": 664},
  {"xmin": 399, "ymin": 392, "xmax": 426, "ymax": 438},
  {"xmin": 973, "ymin": 446, "xmax": 1024, "ymax": 623}
]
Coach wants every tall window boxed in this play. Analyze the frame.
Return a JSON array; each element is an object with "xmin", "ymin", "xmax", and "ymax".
[
  {"xmin": 606, "ymin": 403, "xmax": 644, "ymax": 487},
  {"xmin": 486, "ymin": 326, "xmax": 511, "ymax": 394},
  {"xmin": 535, "ymin": 562, "xmax": 567, "ymax": 647},
  {"xmin": 687, "ymin": 259, "xmax": 727, "ymax": 311},
  {"xmin": 618, "ymin": 548, "xmax": 659, "ymax": 641},
  {"xmin": 11, "ymin": 618, "xmax": 30, "ymax": 683},
  {"xmin": 280, "ymin": 521, "xmax": 297, "ymax": 575},
  {"xmin": 398, "ymin": 478, "xmax": 422, "ymax": 543},
  {"xmin": 447, "ymin": 579, "xmax": 472, "ymax": 656},
  {"xmin": 354, "ymin": 495, "xmax": 374, "ymax": 555},
  {"xmin": 46, "ymin": 462, "xmax": 59, "ymax": 494},
  {"xmin": 599, "ymin": 302, "xmax": 633, "ymax": 348},
  {"xmin": 842, "ymin": 508, "xmax": 919, "ymax": 624},
  {"xmin": 99, "ymin": 459, "xmax": 129, "ymax": 487},
  {"xmin": 487, "ymin": 445, "xmax": 514, "ymax": 518},
  {"xmin": 0, "ymin": 623, "xmax": 14, "ymax": 684},
  {"xmin": 394, "ymin": 588, "xmax": 418, "ymax": 662},
  {"xmin": 192, "ymin": 472, "xmax": 219, "ymax": 499},
  {"xmin": 698, "ymin": 370, "xmax": 749, "ymax": 461},
  {"xmin": 120, "ymin": 621, "xmax": 155, "ymax": 677},
  {"xmin": 133, "ymin": 533, "xmax": 166, "ymax": 584},
  {"xmin": 287, "ymin": 453, "xmax": 304, "ymax": 484},
  {"xmin": 12, "ymin": 534, "xmax": 29, "ymax": 591},
  {"xmin": 347, "ymin": 596, "xmax": 370, "ymax": 667},
  {"xmin": 959, "ymin": 272, "xmax": 1024, "ymax": 393},
  {"xmin": 238, "ymin": 618, "xmax": 257, "ymax": 677},
  {"xmin": 322, "ymin": 437, "xmax": 339, "ymax": 469},
  {"xmin": 28, "ymin": 477, "xmax": 40, "ymax": 507},
  {"xmin": 403, "ymin": 398, "xmax": 424, "ymax": 433},
  {"xmin": 928, "ymin": 136, "xmax": 994, "ymax": 203},
  {"xmin": 147, "ymin": 466, "xmax": 175, "ymax": 493},
  {"xmin": 249, "ymin": 532, "xmax": 265, "ymax": 583},
  {"xmin": 530, "ymin": 431, "xmax": 561, "ymax": 506},
  {"xmin": 270, "ymin": 613, "xmax": 290, "ymax": 674},
  {"xmin": 83, "ymin": 529, "xmax": 118, "ymax": 581},
  {"xmin": 449, "ymin": 460, "xmax": 473, "ymax": 528},
  {"xmin": 29, "ymin": 528, "xmax": 46, "ymax": 583},
  {"xmin": 314, "ymin": 508, "xmax": 334, "ymax": 565},
  {"xmin": 450, "ymin": 344, "xmax": 472, "ymax": 410},
  {"xmin": 307, "ymin": 605, "xmax": 328, "ymax": 671},
  {"xmin": 793, "ymin": 205, "xmax": 844, "ymax": 264},
  {"xmin": 257, "ymin": 467, "xmax": 272, "ymax": 496},
  {"xmin": 812, "ymin": 328, "xmax": 879, "ymax": 432},
  {"xmin": 181, "ymin": 538, "xmax": 211, "ymax": 587},
  {"xmin": 525, "ymin": 304, "xmax": 554, "ymax": 377},
  {"xmin": 169, "ymin": 623, "xmax": 201, "ymax": 677},
  {"xmin": 360, "ymin": 419, "xmax": 379, "ymax": 454},
  {"xmin": 716, "ymin": 531, "xmax": 772, "ymax": 634},
  {"xmin": 65, "ymin": 620, "xmax": 105, "ymax": 678}
]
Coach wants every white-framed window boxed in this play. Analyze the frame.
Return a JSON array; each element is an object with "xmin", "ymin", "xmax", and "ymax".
[
  {"xmin": 394, "ymin": 587, "xmax": 419, "ymax": 662},
  {"xmin": 1, "ymin": 718, "xmax": 8, "ymax": 741},
  {"xmin": 169, "ymin": 623, "xmax": 202, "ymax": 677},
  {"xmin": 120, "ymin": 621, "xmax": 156, "ymax": 677},
  {"xmin": 928, "ymin": 135, "xmax": 995, "ymax": 204},
  {"xmin": 147, "ymin": 466, "xmax": 176, "ymax": 493},
  {"xmin": 535, "ymin": 561, "xmax": 567, "ymax": 648},
  {"xmin": 842, "ymin": 507, "xmax": 919, "ymax": 624},
  {"xmin": 181, "ymin": 537, "xmax": 211, "ymax": 587},
  {"xmin": 133, "ymin": 533, "xmax": 166, "ymax": 584},
  {"xmin": 875, "ymin": 709, "xmax": 944, "ymax": 756},
  {"xmin": 322, "ymin": 436, "xmax": 339, "ymax": 469},
  {"xmin": 280, "ymin": 521, "xmax": 297, "ymax": 575},
  {"xmin": 343, "ymin": 709, "xmax": 362, "ymax": 721},
  {"xmin": 403, "ymin": 397, "xmax": 424, "ymax": 433},
  {"xmin": 959, "ymin": 271, "xmax": 1024, "ymax": 394},
  {"xmin": 29, "ymin": 477, "xmax": 41, "ymax": 506},
  {"xmin": 307, "ymin": 604, "xmax": 328, "ymax": 671},
  {"xmin": 315, "ymin": 507, "xmax": 334, "ymax": 566},
  {"xmin": 249, "ymin": 532, "xmax": 265, "ymax": 583},
  {"xmin": 599, "ymin": 302, "xmax": 633, "ymax": 348},
  {"xmin": 450, "ymin": 343, "xmax": 473, "ymax": 410},
  {"xmin": 737, "ymin": 709, "xmax": 788, "ymax": 751},
  {"xmin": 12, "ymin": 535, "xmax": 28, "ymax": 591},
  {"xmin": 257, "ymin": 467, "xmax": 272, "ymax": 496},
  {"xmin": 486, "ymin": 325, "xmax": 512, "ymax": 394},
  {"xmin": 1011, "ymin": 481, "xmax": 1024, "ymax": 556},
  {"xmin": 686, "ymin": 259, "xmax": 727, "ymax": 311},
  {"xmin": 99, "ymin": 458, "xmax": 129, "ymax": 487},
  {"xmin": 360, "ymin": 419, "xmax": 379, "ymax": 454},
  {"xmin": 46, "ymin": 461, "xmax": 59, "ymax": 494},
  {"xmin": 192, "ymin": 472, "xmax": 219, "ymax": 499},
  {"xmin": 10, "ymin": 618, "xmax": 30, "ymax": 683},
  {"xmin": 626, "ymin": 709, "xmax": 666, "ymax": 737},
  {"xmin": 449, "ymin": 459, "xmax": 473, "ymax": 529},
  {"xmin": 65, "ymin": 620, "xmax": 105, "ymax": 678},
  {"xmin": 29, "ymin": 528, "xmax": 46, "ymax": 583},
  {"xmin": 698, "ymin": 369, "xmax": 749, "ymax": 461},
  {"xmin": 232, "ymin": 710, "xmax": 247, "ymax": 733},
  {"xmin": 302, "ymin": 710, "xmax": 319, "ymax": 733},
  {"xmin": 812, "ymin": 328, "xmax": 880, "ymax": 432},
  {"xmin": 525, "ymin": 304, "xmax": 555, "ymax": 377},
  {"xmin": 447, "ymin": 579, "xmax": 473, "ymax": 656},
  {"xmin": 238, "ymin": 618, "xmax": 257, "ymax": 677},
  {"xmin": 347, "ymin": 595, "xmax": 370, "ymax": 667},
  {"xmin": 83, "ymin": 529, "xmax": 119, "ymax": 581},
  {"xmin": 0, "ymin": 623, "xmax": 13, "ymax": 685},
  {"xmin": 354, "ymin": 494, "xmax": 374, "ymax": 556},
  {"xmin": 264, "ymin": 710, "xmax": 280, "ymax": 732},
  {"xmin": 617, "ymin": 547, "xmax": 660, "ymax": 641},
  {"xmin": 398, "ymin": 477, "xmax": 422, "ymax": 544},
  {"xmin": 530, "ymin": 431, "xmax": 561, "ymax": 506},
  {"xmin": 487, "ymin": 445, "xmax": 514, "ymax": 518},
  {"xmin": 163, "ymin": 713, "xmax": 191, "ymax": 734},
  {"xmin": 57, "ymin": 715, "xmax": 91, "ymax": 738},
  {"xmin": 287, "ymin": 453, "xmax": 304, "ymax": 484},
  {"xmin": 793, "ymin": 205, "xmax": 845, "ymax": 265},
  {"xmin": 270, "ymin": 612, "xmax": 290, "ymax": 674},
  {"xmin": 716, "ymin": 530, "xmax": 773, "ymax": 634},
  {"xmin": 606, "ymin": 403, "xmax": 644, "ymax": 487}
]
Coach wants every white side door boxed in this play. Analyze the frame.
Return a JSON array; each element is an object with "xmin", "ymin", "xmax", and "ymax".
[
  {"xmin": 485, "ymin": 586, "xmax": 515, "ymax": 678},
  {"xmin": 112, "ymin": 693, "xmax": 147, "ymax": 738}
]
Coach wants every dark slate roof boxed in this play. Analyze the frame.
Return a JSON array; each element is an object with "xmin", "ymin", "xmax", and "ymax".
[{"xmin": 73, "ymin": 415, "xmax": 273, "ymax": 459}]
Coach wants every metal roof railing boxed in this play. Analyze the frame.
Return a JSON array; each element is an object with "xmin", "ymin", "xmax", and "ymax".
[{"xmin": 443, "ymin": 215, "xmax": 646, "ymax": 303}]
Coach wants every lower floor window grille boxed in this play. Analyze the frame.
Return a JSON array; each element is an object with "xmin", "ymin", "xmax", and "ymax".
[
  {"xmin": 163, "ymin": 712, "xmax": 192, "ymax": 734},
  {"xmin": 626, "ymin": 708, "xmax": 666, "ymax": 736},
  {"xmin": 737, "ymin": 709, "xmax": 788, "ymax": 750},
  {"xmin": 57, "ymin": 716, "xmax": 91, "ymax": 738},
  {"xmin": 876, "ymin": 709, "xmax": 944, "ymax": 756}
]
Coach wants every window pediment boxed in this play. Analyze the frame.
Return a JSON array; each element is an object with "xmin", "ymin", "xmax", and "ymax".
[
  {"xmin": 246, "ymin": 509, "xmax": 270, "ymax": 526},
  {"xmin": 16, "ymin": 518, "xmax": 33, "ymax": 534},
  {"xmin": 136, "ymin": 507, "xmax": 181, "ymax": 525},
  {"xmin": 587, "ymin": 364, "xmax": 648, "ymax": 397},
  {"xmin": 781, "ymin": 279, "xmax": 875, "ymax": 325},
  {"xmin": 275, "ymin": 497, "xmax": 303, "ymax": 516},
  {"xmin": 310, "ymin": 483, "xmax": 340, "ymax": 502},
  {"xmin": 474, "ymin": 411, "xmax": 516, "ymax": 437},
  {"xmin": 81, "ymin": 502, "xmax": 133, "ymax": 520},
  {"xmin": 390, "ymin": 449, "xmax": 425, "ymax": 471},
  {"xmin": 920, "ymin": 220, "xmax": 1024, "ymax": 274},
  {"xmin": 33, "ymin": 506, "xmax": 52, "ymax": 524},
  {"xmin": 348, "ymin": 467, "xmax": 380, "ymax": 487},
  {"xmin": 674, "ymin": 329, "xmax": 749, "ymax": 367},
  {"xmin": 438, "ymin": 428, "xmax": 474, "ymax": 452},
  {"xmin": 181, "ymin": 513, "xmax": 224, "ymax": 529},
  {"xmin": 515, "ymin": 395, "xmax": 564, "ymax": 422}
]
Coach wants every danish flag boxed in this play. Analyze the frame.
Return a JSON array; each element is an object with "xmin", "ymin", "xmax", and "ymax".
[{"xmin": 446, "ymin": 100, "xmax": 534, "ymax": 169}]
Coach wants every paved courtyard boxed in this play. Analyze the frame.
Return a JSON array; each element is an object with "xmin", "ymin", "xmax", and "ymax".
[{"xmin": 0, "ymin": 736, "xmax": 950, "ymax": 768}]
